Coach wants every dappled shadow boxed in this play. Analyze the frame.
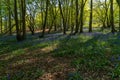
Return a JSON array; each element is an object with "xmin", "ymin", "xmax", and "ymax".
[
  {"xmin": 0, "ymin": 33, "xmax": 73, "ymax": 80},
  {"xmin": 51, "ymin": 32, "xmax": 120, "ymax": 80},
  {"xmin": 0, "ymin": 32, "xmax": 67, "ymax": 56},
  {"xmin": 0, "ymin": 42, "xmax": 75, "ymax": 80},
  {"xmin": 1, "ymin": 32, "xmax": 120, "ymax": 80}
]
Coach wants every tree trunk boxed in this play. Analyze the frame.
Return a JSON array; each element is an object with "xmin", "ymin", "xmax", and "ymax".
[
  {"xmin": 89, "ymin": 0, "xmax": 93, "ymax": 32},
  {"xmin": 110, "ymin": 0, "xmax": 115, "ymax": 33},
  {"xmin": 14, "ymin": 0, "xmax": 22, "ymax": 41},
  {"xmin": 0, "ymin": 16, "xmax": 2, "ymax": 34},
  {"xmin": 21, "ymin": 0, "xmax": 26, "ymax": 39},
  {"xmin": 58, "ymin": 0, "xmax": 66, "ymax": 34},
  {"xmin": 119, "ymin": 6, "xmax": 120, "ymax": 32},
  {"xmin": 40, "ymin": 0, "xmax": 49, "ymax": 37},
  {"xmin": 80, "ymin": 0, "xmax": 84, "ymax": 33},
  {"xmin": 74, "ymin": 0, "xmax": 79, "ymax": 34},
  {"xmin": 8, "ymin": 0, "xmax": 12, "ymax": 35}
]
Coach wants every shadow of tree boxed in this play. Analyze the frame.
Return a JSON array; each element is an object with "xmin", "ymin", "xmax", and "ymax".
[
  {"xmin": 51, "ymin": 32, "xmax": 120, "ymax": 79},
  {"xmin": 0, "ymin": 32, "xmax": 120, "ymax": 80},
  {"xmin": 0, "ymin": 33, "xmax": 71, "ymax": 80}
]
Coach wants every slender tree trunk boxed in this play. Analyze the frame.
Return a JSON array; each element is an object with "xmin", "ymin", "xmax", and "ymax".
[
  {"xmin": 21, "ymin": 0, "xmax": 26, "ymax": 39},
  {"xmin": 104, "ymin": 0, "xmax": 108, "ymax": 28},
  {"xmin": 40, "ymin": 0, "xmax": 49, "ymax": 37},
  {"xmin": 110, "ymin": 0, "xmax": 115, "ymax": 33},
  {"xmin": 8, "ymin": 0, "xmax": 12, "ymax": 35},
  {"xmin": 0, "ymin": 15, "xmax": 2, "ymax": 34},
  {"xmin": 116, "ymin": 0, "xmax": 120, "ymax": 31},
  {"xmin": 32, "ymin": 18, "xmax": 35, "ymax": 35},
  {"xmin": 4, "ymin": 16, "xmax": 8, "ymax": 32},
  {"xmin": 70, "ymin": 0, "xmax": 74, "ymax": 34},
  {"xmin": 89, "ymin": 0, "xmax": 93, "ymax": 32},
  {"xmin": 80, "ymin": 0, "xmax": 84, "ymax": 33},
  {"xmin": 119, "ymin": 6, "xmax": 120, "ymax": 32},
  {"xmin": 40, "ymin": 1, "xmax": 44, "ymax": 30},
  {"xmin": 14, "ymin": 0, "xmax": 22, "ymax": 41},
  {"xmin": 8, "ymin": 10, "xmax": 12, "ymax": 35},
  {"xmin": 54, "ymin": 4, "xmax": 58, "ymax": 32},
  {"xmin": 48, "ymin": 18, "xmax": 54, "ymax": 33},
  {"xmin": 28, "ymin": 14, "xmax": 35, "ymax": 35},
  {"xmin": 105, "ymin": 0, "xmax": 110, "ymax": 28},
  {"xmin": 74, "ymin": 0, "xmax": 79, "ymax": 34},
  {"xmin": 58, "ymin": 0, "xmax": 66, "ymax": 34},
  {"xmin": 80, "ymin": 8, "xmax": 84, "ymax": 33},
  {"xmin": 107, "ymin": 16, "xmax": 110, "ymax": 28},
  {"xmin": 19, "ymin": 0, "xmax": 22, "ymax": 31},
  {"xmin": 0, "ymin": 3, "xmax": 2, "ymax": 34}
]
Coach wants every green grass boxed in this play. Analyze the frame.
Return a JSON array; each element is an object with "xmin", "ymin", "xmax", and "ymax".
[
  {"xmin": 0, "ymin": 36, "xmax": 53, "ymax": 80},
  {"xmin": 0, "ymin": 33, "xmax": 120, "ymax": 80},
  {"xmin": 52, "ymin": 33, "xmax": 120, "ymax": 80}
]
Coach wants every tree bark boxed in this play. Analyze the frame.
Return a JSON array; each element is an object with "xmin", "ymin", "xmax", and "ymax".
[
  {"xmin": 74, "ymin": 0, "xmax": 79, "ymax": 34},
  {"xmin": 58, "ymin": 0, "xmax": 66, "ymax": 34},
  {"xmin": 119, "ymin": 6, "xmax": 120, "ymax": 32},
  {"xmin": 89, "ymin": 0, "xmax": 93, "ymax": 32},
  {"xmin": 21, "ymin": 0, "xmax": 26, "ymax": 39},
  {"xmin": 0, "ymin": 14, "xmax": 2, "ymax": 34},
  {"xmin": 8, "ymin": 0, "xmax": 12, "ymax": 35},
  {"xmin": 40, "ymin": 0, "xmax": 49, "ymax": 37},
  {"xmin": 14, "ymin": 0, "xmax": 22, "ymax": 41},
  {"xmin": 110, "ymin": 0, "xmax": 115, "ymax": 33}
]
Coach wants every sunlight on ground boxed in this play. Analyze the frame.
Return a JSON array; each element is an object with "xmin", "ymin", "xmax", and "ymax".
[{"xmin": 1, "ymin": 33, "xmax": 120, "ymax": 80}]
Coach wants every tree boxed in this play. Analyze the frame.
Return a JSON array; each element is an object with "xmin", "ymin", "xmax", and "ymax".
[
  {"xmin": 79, "ymin": 0, "xmax": 87, "ymax": 33},
  {"xmin": 21, "ymin": 0, "xmax": 26, "ymax": 39},
  {"xmin": 26, "ymin": 0, "xmax": 38, "ymax": 35},
  {"xmin": 70, "ymin": 0, "xmax": 75, "ymax": 34},
  {"xmin": 48, "ymin": 0, "xmax": 58, "ymax": 33},
  {"xmin": 74, "ymin": 0, "xmax": 79, "ymax": 34},
  {"xmin": 116, "ymin": 0, "xmax": 120, "ymax": 31},
  {"xmin": 8, "ymin": 0, "xmax": 12, "ymax": 35},
  {"xmin": 40, "ymin": 0, "xmax": 49, "ymax": 37},
  {"xmin": 14, "ymin": 0, "xmax": 21, "ymax": 41},
  {"xmin": 105, "ymin": 0, "xmax": 110, "ymax": 28},
  {"xmin": 0, "ymin": 0, "xmax": 120, "ymax": 38},
  {"xmin": 14, "ymin": 0, "xmax": 26, "ymax": 41},
  {"xmin": 58, "ymin": 0, "xmax": 67, "ymax": 34},
  {"xmin": 89, "ymin": 0, "xmax": 93, "ymax": 32},
  {"xmin": 110, "ymin": 0, "xmax": 115, "ymax": 33},
  {"xmin": 94, "ymin": 0, "xmax": 110, "ymax": 30},
  {"xmin": 0, "ymin": 3, "xmax": 2, "ymax": 34}
]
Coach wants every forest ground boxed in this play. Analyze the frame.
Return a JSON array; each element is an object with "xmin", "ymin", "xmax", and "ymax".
[{"xmin": 0, "ymin": 31, "xmax": 120, "ymax": 80}]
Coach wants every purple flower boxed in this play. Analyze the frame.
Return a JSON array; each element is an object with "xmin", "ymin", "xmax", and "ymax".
[
  {"xmin": 117, "ymin": 56, "xmax": 120, "ymax": 61},
  {"xmin": 7, "ymin": 74, "xmax": 10, "ymax": 80},
  {"xmin": 110, "ymin": 56, "xmax": 115, "ymax": 62},
  {"xmin": 118, "ymin": 36, "xmax": 120, "ymax": 39}
]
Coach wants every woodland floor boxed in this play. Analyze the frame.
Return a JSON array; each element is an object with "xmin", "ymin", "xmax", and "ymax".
[{"xmin": 0, "ymin": 31, "xmax": 120, "ymax": 80}]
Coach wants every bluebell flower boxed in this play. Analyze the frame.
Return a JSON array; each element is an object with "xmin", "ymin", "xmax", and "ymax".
[
  {"xmin": 117, "ymin": 56, "xmax": 120, "ymax": 61},
  {"xmin": 7, "ymin": 74, "xmax": 10, "ymax": 80},
  {"xmin": 118, "ymin": 36, "xmax": 120, "ymax": 39},
  {"xmin": 110, "ymin": 56, "xmax": 115, "ymax": 62}
]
